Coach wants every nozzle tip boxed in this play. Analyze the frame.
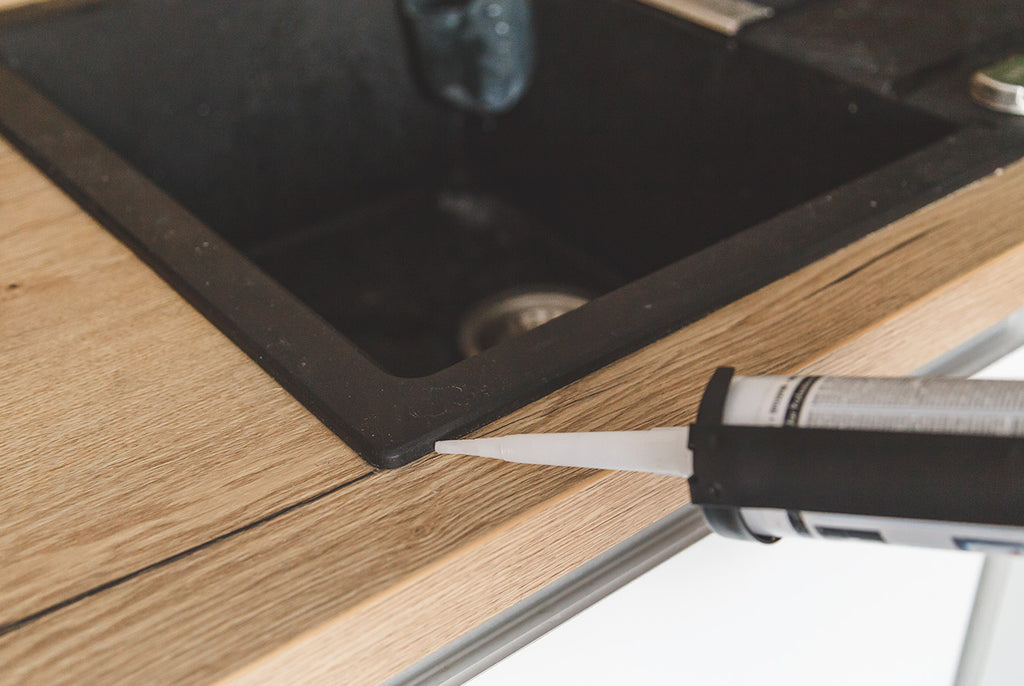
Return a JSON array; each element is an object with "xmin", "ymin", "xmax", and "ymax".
[
  {"xmin": 434, "ymin": 440, "xmax": 464, "ymax": 455},
  {"xmin": 434, "ymin": 438, "xmax": 504, "ymax": 460}
]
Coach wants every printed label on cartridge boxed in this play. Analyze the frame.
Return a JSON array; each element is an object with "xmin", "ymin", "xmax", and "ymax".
[{"xmin": 726, "ymin": 375, "xmax": 1024, "ymax": 437}]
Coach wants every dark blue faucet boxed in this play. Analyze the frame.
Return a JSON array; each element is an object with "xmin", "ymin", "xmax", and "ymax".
[{"xmin": 400, "ymin": 0, "xmax": 534, "ymax": 114}]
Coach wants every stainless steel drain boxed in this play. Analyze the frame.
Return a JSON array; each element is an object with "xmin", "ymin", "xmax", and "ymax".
[
  {"xmin": 458, "ymin": 289, "xmax": 588, "ymax": 358},
  {"xmin": 970, "ymin": 55, "xmax": 1024, "ymax": 116}
]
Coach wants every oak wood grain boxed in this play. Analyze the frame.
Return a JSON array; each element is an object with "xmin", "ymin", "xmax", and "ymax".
[
  {"xmin": 0, "ymin": 455, "xmax": 613, "ymax": 685},
  {"xmin": 0, "ymin": 139, "xmax": 372, "ymax": 626},
  {"xmin": 3, "ymin": 148, "xmax": 1024, "ymax": 683},
  {"xmin": 801, "ymin": 231, "xmax": 1024, "ymax": 377}
]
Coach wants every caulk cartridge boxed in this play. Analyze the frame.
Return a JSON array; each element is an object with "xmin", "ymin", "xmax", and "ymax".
[{"xmin": 437, "ymin": 367, "xmax": 1024, "ymax": 554}]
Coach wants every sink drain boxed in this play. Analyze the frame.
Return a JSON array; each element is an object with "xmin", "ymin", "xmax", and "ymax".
[{"xmin": 458, "ymin": 288, "xmax": 588, "ymax": 358}]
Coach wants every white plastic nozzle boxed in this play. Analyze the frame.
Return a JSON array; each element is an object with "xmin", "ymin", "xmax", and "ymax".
[{"xmin": 435, "ymin": 427, "xmax": 693, "ymax": 477}]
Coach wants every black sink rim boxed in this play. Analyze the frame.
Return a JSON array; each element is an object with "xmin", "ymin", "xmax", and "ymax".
[{"xmin": 3, "ymin": 62, "xmax": 1023, "ymax": 468}]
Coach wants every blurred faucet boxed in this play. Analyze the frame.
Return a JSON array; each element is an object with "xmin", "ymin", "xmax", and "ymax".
[{"xmin": 399, "ymin": 0, "xmax": 534, "ymax": 115}]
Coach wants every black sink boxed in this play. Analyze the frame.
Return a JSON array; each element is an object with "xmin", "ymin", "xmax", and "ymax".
[{"xmin": 0, "ymin": 0, "xmax": 1016, "ymax": 466}]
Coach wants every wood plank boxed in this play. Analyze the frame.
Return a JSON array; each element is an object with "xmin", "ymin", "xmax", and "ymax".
[
  {"xmin": 0, "ymin": 456, "xmax": 615, "ymax": 685},
  {"xmin": 0, "ymin": 139, "xmax": 372, "ymax": 626},
  {"xmin": 227, "ymin": 468, "xmax": 686, "ymax": 686},
  {"xmin": 4, "ymin": 157, "xmax": 1024, "ymax": 684},
  {"xmin": 802, "ymin": 232, "xmax": 1024, "ymax": 377}
]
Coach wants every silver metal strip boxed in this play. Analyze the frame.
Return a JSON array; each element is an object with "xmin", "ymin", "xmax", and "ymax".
[
  {"xmin": 954, "ymin": 556, "xmax": 1014, "ymax": 686},
  {"xmin": 636, "ymin": 0, "xmax": 774, "ymax": 36},
  {"xmin": 382, "ymin": 506, "xmax": 710, "ymax": 686},
  {"xmin": 914, "ymin": 308, "xmax": 1024, "ymax": 378}
]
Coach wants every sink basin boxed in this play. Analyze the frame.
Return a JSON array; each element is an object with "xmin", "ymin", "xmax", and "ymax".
[{"xmin": 0, "ymin": 0, "xmax": 1014, "ymax": 466}]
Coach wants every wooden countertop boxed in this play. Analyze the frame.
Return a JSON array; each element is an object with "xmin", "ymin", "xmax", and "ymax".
[{"xmin": 5, "ymin": 36, "xmax": 1024, "ymax": 686}]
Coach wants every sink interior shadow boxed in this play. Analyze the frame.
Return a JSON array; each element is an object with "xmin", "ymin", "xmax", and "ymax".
[
  {"xmin": 0, "ymin": 0, "xmax": 953, "ymax": 378},
  {"xmin": 2, "ymin": 0, "xmax": 1000, "ymax": 466}
]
